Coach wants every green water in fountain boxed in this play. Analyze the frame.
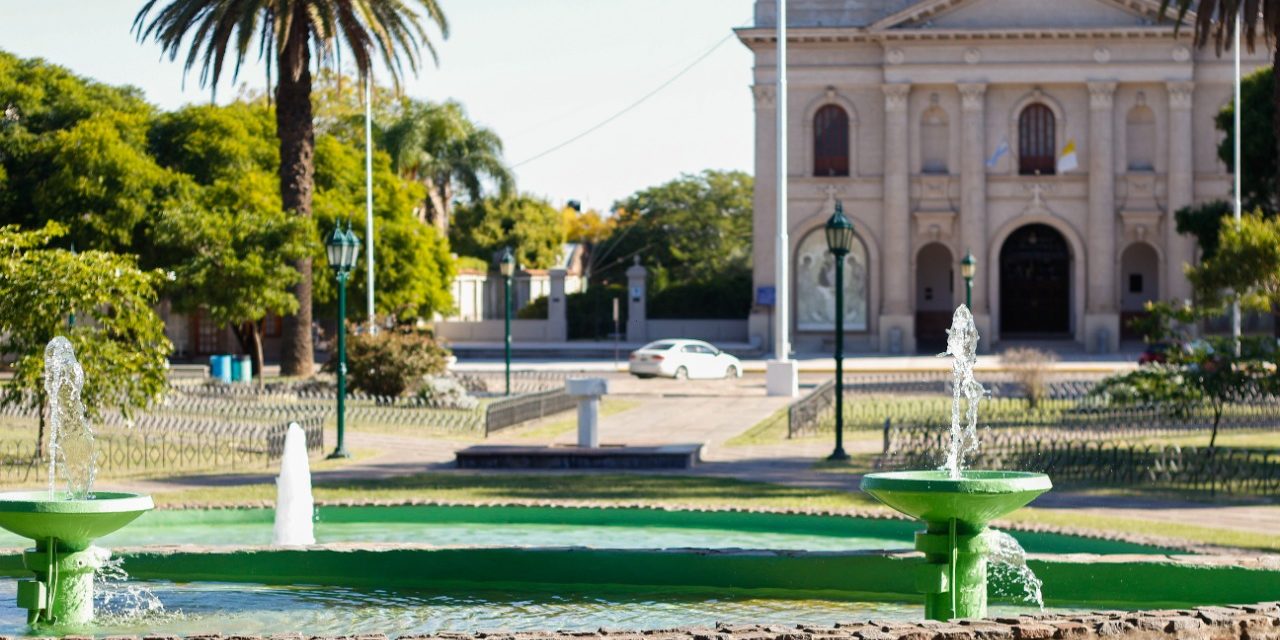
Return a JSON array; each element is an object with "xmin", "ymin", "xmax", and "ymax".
[
  {"xmin": 0, "ymin": 338, "xmax": 153, "ymax": 627},
  {"xmin": 860, "ymin": 306, "xmax": 1052, "ymax": 621}
]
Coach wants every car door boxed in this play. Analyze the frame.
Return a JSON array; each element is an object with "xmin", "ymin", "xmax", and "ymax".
[{"xmin": 692, "ymin": 343, "xmax": 721, "ymax": 378}]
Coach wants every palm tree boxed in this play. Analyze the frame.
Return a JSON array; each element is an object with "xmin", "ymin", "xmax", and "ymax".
[
  {"xmin": 133, "ymin": 0, "xmax": 448, "ymax": 376},
  {"xmin": 384, "ymin": 100, "xmax": 514, "ymax": 235},
  {"xmin": 1162, "ymin": 1, "xmax": 1279, "ymax": 193}
]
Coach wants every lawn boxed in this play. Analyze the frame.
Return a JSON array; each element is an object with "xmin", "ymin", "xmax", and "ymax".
[
  {"xmin": 153, "ymin": 472, "xmax": 881, "ymax": 511},
  {"xmin": 500, "ymin": 398, "xmax": 641, "ymax": 442},
  {"xmin": 999, "ymin": 507, "xmax": 1280, "ymax": 552}
]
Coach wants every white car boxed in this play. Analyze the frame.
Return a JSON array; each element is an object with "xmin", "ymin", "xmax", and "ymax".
[{"xmin": 628, "ymin": 339, "xmax": 743, "ymax": 380}]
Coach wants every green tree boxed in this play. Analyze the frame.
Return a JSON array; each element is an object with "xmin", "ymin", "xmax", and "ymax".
[
  {"xmin": 134, "ymin": 0, "xmax": 449, "ymax": 376},
  {"xmin": 1187, "ymin": 211, "xmax": 1280, "ymax": 317},
  {"xmin": 385, "ymin": 99, "xmax": 514, "ymax": 234},
  {"xmin": 451, "ymin": 195, "xmax": 565, "ymax": 270},
  {"xmin": 1216, "ymin": 66, "xmax": 1276, "ymax": 211},
  {"xmin": 152, "ymin": 205, "xmax": 314, "ymax": 380},
  {"xmin": 0, "ymin": 224, "xmax": 171, "ymax": 457},
  {"xmin": 312, "ymin": 134, "xmax": 456, "ymax": 321},
  {"xmin": 599, "ymin": 170, "xmax": 753, "ymax": 295}
]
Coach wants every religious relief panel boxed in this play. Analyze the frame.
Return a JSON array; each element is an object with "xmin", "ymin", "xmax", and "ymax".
[{"xmin": 795, "ymin": 230, "xmax": 868, "ymax": 332}]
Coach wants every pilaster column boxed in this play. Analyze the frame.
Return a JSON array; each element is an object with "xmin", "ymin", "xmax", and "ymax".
[
  {"xmin": 1085, "ymin": 82, "xmax": 1119, "ymax": 353},
  {"xmin": 959, "ymin": 83, "xmax": 988, "ymax": 320},
  {"xmin": 1166, "ymin": 81, "xmax": 1196, "ymax": 302},
  {"xmin": 749, "ymin": 84, "xmax": 778, "ymax": 349},
  {"xmin": 881, "ymin": 83, "xmax": 914, "ymax": 353}
]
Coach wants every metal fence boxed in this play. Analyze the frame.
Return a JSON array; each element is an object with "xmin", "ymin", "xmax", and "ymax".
[
  {"xmin": 484, "ymin": 388, "xmax": 578, "ymax": 435},
  {"xmin": 0, "ymin": 414, "xmax": 324, "ymax": 484},
  {"xmin": 787, "ymin": 374, "xmax": 1280, "ymax": 438},
  {"xmin": 879, "ymin": 421, "xmax": 1280, "ymax": 495}
]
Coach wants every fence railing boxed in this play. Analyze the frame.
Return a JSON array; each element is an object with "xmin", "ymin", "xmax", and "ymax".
[
  {"xmin": 0, "ymin": 414, "xmax": 324, "ymax": 484},
  {"xmin": 787, "ymin": 375, "xmax": 1280, "ymax": 438},
  {"xmin": 879, "ymin": 421, "xmax": 1280, "ymax": 495},
  {"xmin": 484, "ymin": 388, "xmax": 577, "ymax": 435}
]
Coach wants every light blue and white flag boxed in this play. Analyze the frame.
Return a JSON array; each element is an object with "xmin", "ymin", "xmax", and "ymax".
[{"xmin": 986, "ymin": 138, "xmax": 1010, "ymax": 169}]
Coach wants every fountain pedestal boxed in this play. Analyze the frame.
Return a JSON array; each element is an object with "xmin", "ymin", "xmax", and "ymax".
[
  {"xmin": 0, "ymin": 491, "xmax": 153, "ymax": 626},
  {"xmin": 861, "ymin": 470, "xmax": 1051, "ymax": 620}
]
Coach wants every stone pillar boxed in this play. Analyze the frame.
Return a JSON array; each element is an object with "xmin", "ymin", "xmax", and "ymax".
[
  {"xmin": 1166, "ymin": 81, "xmax": 1196, "ymax": 303},
  {"xmin": 626, "ymin": 258, "xmax": 647, "ymax": 343},
  {"xmin": 748, "ymin": 84, "xmax": 778, "ymax": 352},
  {"xmin": 958, "ymin": 83, "xmax": 992, "ymax": 346},
  {"xmin": 880, "ymin": 83, "xmax": 915, "ymax": 354},
  {"xmin": 1085, "ymin": 81, "xmax": 1120, "ymax": 353},
  {"xmin": 548, "ymin": 268, "xmax": 568, "ymax": 342},
  {"xmin": 566, "ymin": 378, "xmax": 608, "ymax": 448}
]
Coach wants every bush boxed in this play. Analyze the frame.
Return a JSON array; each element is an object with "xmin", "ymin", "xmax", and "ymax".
[
  {"xmin": 1000, "ymin": 347, "xmax": 1057, "ymax": 408},
  {"xmin": 326, "ymin": 328, "xmax": 450, "ymax": 397},
  {"xmin": 648, "ymin": 270, "xmax": 752, "ymax": 319},
  {"xmin": 516, "ymin": 295, "xmax": 549, "ymax": 319},
  {"xmin": 568, "ymin": 285, "xmax": 627, "ymax": 339}
]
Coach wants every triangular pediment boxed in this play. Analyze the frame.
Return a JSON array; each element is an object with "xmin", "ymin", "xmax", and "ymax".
[{"xmin": 870, "ymin": 0, "xmax": 1192, "ymax": 31}]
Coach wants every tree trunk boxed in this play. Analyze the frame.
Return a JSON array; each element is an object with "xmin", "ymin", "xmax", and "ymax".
[
  {"xmin": 424, "ymin": 176, "xmax": 449, "ymax": 234},
  {"xmin": 276, "ymin": 5, "xmax": 316, "ymax": 377},
  {"xmin": 231, "ymin": 322, "xmax": 266, "ymax": 386},
  {"xmin": 1273, "ymin": 42, "xmax": 1280, "ymax": 212}
]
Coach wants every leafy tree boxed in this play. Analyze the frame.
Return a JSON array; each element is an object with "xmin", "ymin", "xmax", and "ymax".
[
  {"xmin": 1175, "ymin": 200, "xmax": 1233, "ymax": 260},
  {"xmin": 152, "ymin": 205, "xmax": 314, "ymax": 380},
  {"xmin": 1216, "ymin": 66, "xmax": 1276, "ymax": 211},
  {"xmin": 1187, "ymin": 211, "xmax": 1280, "ymax": 318},
  {"xmin": 311, "ymin": 134, "xmax": 456, "ymax": 321},
  {"xmin": 601, "ymin": 170, "xmax": 753, "ymax": 288},
  {"xmin": 451, "ymin": 195, "xmax": 566, "ymax": 270},
  {"xmin": 134, "ymin": 0, "xmax": 449, "ymax": 376},
  {"xmin": 0, "ymin": 224, "xmax": 171, "ymax": 457},
  {"xmin": 1097, "ymin": 302, "xmax": 1279, "ymax": 454},
  {"xmin": 385, "ymin": 99, "xmax": 514, "ymax": 234}
]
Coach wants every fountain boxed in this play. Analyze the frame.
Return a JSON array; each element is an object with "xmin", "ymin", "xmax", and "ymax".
[
  {"xmin": 0, "ymin": 337, "xmax": 153, "ymax": 627},
  {"xmin": 860, "ymin": 306, "xmax": 1052, "ymax": 621},
  {"xmin": 272, "ymin": 422, "xmax": 316, "ymax": 546}
]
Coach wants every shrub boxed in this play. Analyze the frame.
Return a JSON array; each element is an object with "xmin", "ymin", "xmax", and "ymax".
[
  {"xmin": 326, "ymin": 328, "xmax": 450, "ymax": 397},
  {"xmin": 648, "ymin": 270, "xmax": 752, "ymax": 319},
  {"xmin": 416, "ymin": 376, "xmax": 479, "ymax": 410},
  {"xmin": 568, "ymin": 284, "xmax": 627, "ymax": 339},
  {"xmin": 1000, "ymin": 347, "xmax": 1057, "ymax": 409},
  {"xmin": 516, "ymin": 295, "xmax": 549, "ymax": 319}
]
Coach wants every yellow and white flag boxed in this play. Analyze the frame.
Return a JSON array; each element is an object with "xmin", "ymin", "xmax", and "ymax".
[{"xmin": 1057, "ymin": 139, "xmax": 1079, "ymax": 173}]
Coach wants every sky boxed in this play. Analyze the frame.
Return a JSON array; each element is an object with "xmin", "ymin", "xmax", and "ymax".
[{"xmin": 0, "ymin": 0, "xmax": 757, "ymax": 212}]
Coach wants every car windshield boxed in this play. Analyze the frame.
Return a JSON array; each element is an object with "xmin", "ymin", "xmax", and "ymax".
[{"xmin": 641, "ymin": 341, "xmax": 678, "ymax": 351}]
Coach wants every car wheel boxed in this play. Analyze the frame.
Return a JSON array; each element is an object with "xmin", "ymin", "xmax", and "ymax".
[
  {"xmin": 674, "ymin": 366, "xmax": 688, "ymax": 380},
  {"xmin": 633, "ymin": 373, "xmax": 654, "ymax": 379},
  {"xmin": 724, "ymin": 365, "xmax": 738, "ymax": 379}
]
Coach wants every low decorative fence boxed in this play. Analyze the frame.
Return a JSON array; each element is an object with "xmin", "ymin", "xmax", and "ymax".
[
  {"xmin": 787, "ymin": 375, "xmax": 1280, "ymax": 438},
  {"xmin": 0, "ymin": 414, "xmax": 324, "ymax": 484},
  {"xmin": 879, "ymin": 421, "xmax": 1280, "ymax": 495},
  {"xmin": 484, "ymin": 388, "xmax": 577, "ymax": 435}
]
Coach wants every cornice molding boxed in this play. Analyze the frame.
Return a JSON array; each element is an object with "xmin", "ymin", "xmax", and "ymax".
[{"xmin": 734, "ymin": 26, "xmax": 1190, "ymax": 47}]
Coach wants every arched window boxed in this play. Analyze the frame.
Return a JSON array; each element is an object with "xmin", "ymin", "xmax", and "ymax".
[
  {"xmin": 1126, "ymin": 105, "xmax": 1156, "ymax": 171},
  {"xmin": 920, "ymin": 106, "xmax": 949, "ymax": 174},
  {"xmin": 813, "ymin": 105, "xmax": 850, "ymax": 177},
  {"xmin": 1018, "ymin": 104, "xmax": 1056, "ymax": 175}
]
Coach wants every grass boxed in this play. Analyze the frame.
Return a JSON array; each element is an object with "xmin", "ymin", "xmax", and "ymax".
[
  {"xmin": 1129, "ymin": 430, "xmax": 1280, "ymax": 451},
  {"xmin": 725, "ymin": 407, "xmax": 796, "ymax": 446},
  {"xmin": 1000, "ymin": 507, "xmax": 1280, "ymax": 552},
  {"xmin": 502, "ymin": 398, "xmax": 641, "ymax": 442},
  {"xmin": 151, "ymin": 472, "xmax": 882, "ymax": 511}
]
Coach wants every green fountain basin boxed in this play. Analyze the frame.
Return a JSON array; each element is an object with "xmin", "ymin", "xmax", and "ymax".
[
  {"xmin": 0, "ymin": 492, "xmax": 154, "ymax": 551},
  {"xmin": 860, "ymin": 470, "xmax": 1052, "ymax": 533}
]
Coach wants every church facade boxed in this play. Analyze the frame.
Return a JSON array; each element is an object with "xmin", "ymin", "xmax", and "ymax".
[{"xmin": 737, "ymin": 0, "xmax": 1267, "ymax": 354}]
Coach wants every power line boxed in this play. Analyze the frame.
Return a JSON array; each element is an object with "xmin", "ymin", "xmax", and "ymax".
[{"xmin": 512, "ymin": 32, "xmax": 737, "ymax": 169}]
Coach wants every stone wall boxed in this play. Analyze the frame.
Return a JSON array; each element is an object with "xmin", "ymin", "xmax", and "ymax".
[{"xmin": 25, "ymin": 602, "xmax": 1279, "ymax": 640}]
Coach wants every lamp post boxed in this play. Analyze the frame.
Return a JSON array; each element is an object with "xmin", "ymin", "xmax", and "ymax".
[
  {"xmin": 499, "ymin": 247, "xmax": 516, "ymax": 396},
  {"xmin": 325, "ymin": 222, "xmax": 362, "ymax": 459},
  {"xmin": 825, "ymin": 200, "xmax": 855, "ymax": 461},
  {"xmin": 960, "ymin": 251, "xmax": 977, "ymax": 310}
]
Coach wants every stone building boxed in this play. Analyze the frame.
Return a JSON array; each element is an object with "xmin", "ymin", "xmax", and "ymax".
[{"xmin": 737, "ymin": 0, "xmax": 1267, "ymax": 354}]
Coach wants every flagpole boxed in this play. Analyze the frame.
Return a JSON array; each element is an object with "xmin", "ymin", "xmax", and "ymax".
[{"xmin": 1231, "ymin": 11, "xmax": 1242, "ymax": 356}]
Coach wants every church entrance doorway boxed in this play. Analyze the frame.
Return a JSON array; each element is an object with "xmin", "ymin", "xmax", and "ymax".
[
  {"xmin": 914, "ymin": 243, "xmax": 953, "ymax": 352},
  {"xmin": 999, "ymin": 223, "xmax": 1071, "ymax": 336}
]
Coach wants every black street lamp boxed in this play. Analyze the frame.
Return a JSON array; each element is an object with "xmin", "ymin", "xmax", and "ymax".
[
  {"xmin": 499, "ymin": 247, "xmax": 516, "ymax": 396},
  {"xmin": 824, "ymin": 200, "xmax": 856, "ymax": 461},
  {"xmin": 325, "ymin": 221, "xmax": 362, "ymax": 459},
  {"xmin": 960, "ymin": 250, "xmax": 977, "ymax": 310}
]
